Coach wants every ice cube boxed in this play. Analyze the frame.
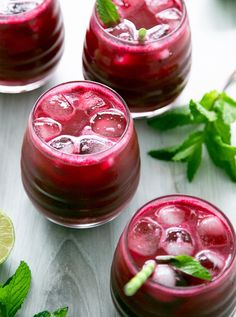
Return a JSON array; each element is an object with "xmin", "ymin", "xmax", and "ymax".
[
  {"xmin": 0, "ymin": 0, "xmax": 43, "ymax": 15},
  {"xmin": 76, "ymin": 136, "xmax": 114, "ymax": 155},
  {"xmin": 49, "ymin": 136, "xmax": 75, "ymax": 154},
  {"xmin": 61, "ymin": 110, "xmax": 90, "ymax": 137},
  {"xmin": 157, "ymin": 205, "xmax": 186, "ymax": 226},
  {"xmin": 78, "ymin": 92, "xmax": 111, "ymax": 115},
  {"xmin": 147, "ymin": 24, "xmax": 170, "ymax": 41},
  {"xmin": 113, "ymin": 0, "xmax": 144, "ymax": 19},
  {"xmin": 152, "ymin": 264, "xmax": 176, "ymax": 287},
  {"xmin": 106, "ymin": 19, "xmax": 137, "ymax": 42},
  {"xmin": 91, "ymin": 110, "xmax": 127, "ymax": 139},
  {"xmin": 145, "ymin": 0, "xmax": 175, "ymax": 15},
  {"xmin": 62, "ymin": 93, "xmax": 81, "ymax": 109},
  {"xmin": 156, "ymin": 8, "xmax": 182, "ymax": 32},
  {"xmin": 196, "ymin": 250, "xmax": 225, "ymax": 277},
  {"xmin": 198, "ymin": 216, "xmax": 228, "ymax": 246},
  {"xmin": 33, "ymin": 117, "xmax": 61, "ymax": 142},
  {"xmin": 41, "ymin": 94, "xmax": 75, "ymax": 122},
  {"xmin": 164, "ymin": 228, "xmax": 194, "ymax": 256},
  {"xmin": 128, "ymin": 218, "xmax": 162, "ymax": 256}
]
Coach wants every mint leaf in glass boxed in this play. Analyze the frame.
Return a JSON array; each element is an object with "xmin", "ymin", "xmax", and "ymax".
[
  {"xmin": 0, "ymin": 261, "xmax": 31, "ymax": 317},
  {"xmin": 124, "ymin": 255, "xmax": 212, "ymax": 297},
  {"xmin": 96, "ymin": 0, "xmax": 120, "ymax": 27},
  {"xmin": 156, "ymin": 255, "xmax": 212, "ymax": 281},
  {"xmin": 34, "ymin": 307, "xmax": 68, "ymax": 317}
]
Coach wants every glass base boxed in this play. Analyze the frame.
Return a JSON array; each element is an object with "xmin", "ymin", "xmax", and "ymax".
[
  {"xmin": 44, "ymin": 209, "xmax": 124, "ymax": 229},
  {"xmin": 0, "ymin": 73, "xmax": 53, "ymax": 94},
  {"xmin": 132, "ymin": 103, "xmax": 173, "ymax": 119}
]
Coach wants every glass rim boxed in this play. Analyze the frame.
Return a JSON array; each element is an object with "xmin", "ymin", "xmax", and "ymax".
[
  {"xmin": 123, "ymin": 194, "xmax": 236, "ymax": 295},
  {"xmin": 93, "ymin": 0, "xmax": 187, "ymax": 46},
  {"xmin": 29, "ymin": 80, "xmax": 132, "ymax": 162},
  {"xmin": 0, "ymin": 0, "xmax": 50, "ymax": 21}
]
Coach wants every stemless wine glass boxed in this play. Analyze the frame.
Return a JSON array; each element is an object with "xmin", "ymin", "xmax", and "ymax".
[
  {"xmin": 0, "ymin": 0, "xmax": 64, "ymax": 93},
  {"xmin": 83, "ymin": 0, "xmax": 192, "ymax": 117},
  {"xmin": 111, "ymin": 195, "xmax": 236, "ymax": 317},
  {"xmin": 21, "ymin": 81, "xmax": 140, "ymax": 228}
]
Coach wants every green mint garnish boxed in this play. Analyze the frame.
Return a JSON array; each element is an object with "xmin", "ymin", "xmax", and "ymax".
[
  {"xmin": 34, "ymin": 307, "xmax": 68, "ymax": 317},
  {"xmin": 0, "ymin": 261, "xmax": 31, "ymax": 317},
  {"xmin": 148, "ymin": 90, "xmax": 236, "ymax": 181},
  {"xmin": 155, "ymin": 255, "xmax": 212, "ymax": 281},
  {"xmin": 124, "ymin": 255, "xmax": 212, "ymax": 297},
  {"xmin": 138, "ymin": 28, "xmax": 147, "ymax": 41},
  {"xmin": 96, "ymin": 0, "xmax": 120, "ymax": 27},
  {"xmin": 124, "ymin": 260, "xmax": 156, "ymax": 296}
]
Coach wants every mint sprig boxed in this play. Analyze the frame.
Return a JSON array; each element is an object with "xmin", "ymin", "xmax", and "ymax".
[
  {"xmin": 0, "ymin": 261, "xmax": 31, "ymax": 317},
  {"xmin": 34, "ymin": 307, "xmax": 68, "ymax": 317},
  {"xmin": 124, "ymin": 255, "xmax": 211, "ymax": 296},
  {"xmin": 155, "ymin": 255, "xmax": 212, "ymax": 281},
  {"xmin": 148, "ymin": 90, "xmax": 236, "ymax": 181},
  {"xmin": 96, "ymin": 0, "xmax": 120, "ymax": 27},
  {"xmin": 0, "ymin": 261, "xmax": 68, "ymax": 317}
]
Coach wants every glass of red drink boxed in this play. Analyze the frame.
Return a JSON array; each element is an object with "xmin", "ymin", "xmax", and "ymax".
[
  {"xmin": 21, "ymin": 81, "xmax": 140, "ymax": 228},
  {"xmin": 83, "ymin": 0, "xmax": 192, "ymax": 117},
  {"xmin": 111, "ymin": 195, "xmax": 236, "ymax": 316},
  {"xmin": 0, "ymin": 0, "xmax": 64, "ymax": 93}
]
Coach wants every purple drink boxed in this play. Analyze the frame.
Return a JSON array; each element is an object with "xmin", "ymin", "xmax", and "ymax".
[
  {"xmin": 21, "ymin": 81, "xmax": 140, "ymax": 228},
  {"xmin": 0, "ymin": 0, "xmax": 64, "ymax": 93},
  {"xmin": 111, "ymin": 195, "xmax": 236, "ymax": 316},
  {"xmin": 83, "ymin": 0, "xmax": 191, "ymax": 116}
]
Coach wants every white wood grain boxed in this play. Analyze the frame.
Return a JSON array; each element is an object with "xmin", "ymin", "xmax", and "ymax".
[{"xmin": 0, "ymin": 0, "xmax": 236, "ymax": 316}]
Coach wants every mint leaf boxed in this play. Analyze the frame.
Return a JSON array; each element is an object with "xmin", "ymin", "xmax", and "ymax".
[
  {"xmin": 214, "ymin": 94, "xmax": 236, "ymax": 125},
  {"xmin": 138, "ymin": 28, "xmax": 147, "ymax": 41},
  {"xmin": 199, "ymin": 90, "xmax": 219, "ymax": 110},
  {"xmin": 187, "ymin": 144, "xmax": 202, "ymax": 181},
  {"xmin": 205, "ymin": 129, "xmax": 236, "ymax": 181},
  {"xmin": 156, "ymin": 255, "xmax": 212, "ymax": 281},
  {"xmin": 96, "ymin": 0, "xmax": 120, "ymax": 27},
  {"xmin": 0, "ymin": 261, "xmax": 31, "ymax": 317},
  {"xmin": 34, "ymin": 307, "xmax": 68, "ymax": 317},
  {"xmin": 148, "ymin": 145, "xmax": 181, "ymax": 161},
  {"xmin": 147, "ymin": 106, "xmax": 195, "ymax": 130},
  {"xmin": 149, "ymin": 131, "xmax": 204, "ymax": 180},
  {"xmin": 148, "ymin": 90, "xmax": 236, "ymax": 182},
  {"xmin": 190, "ymin": 100, "xmax": 217, "ymax": 122}
]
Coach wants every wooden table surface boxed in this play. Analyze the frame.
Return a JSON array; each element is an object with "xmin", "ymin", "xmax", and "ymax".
[{"xmin": 1, "ymin": 0, "xmax": 236, "ymax": 316}]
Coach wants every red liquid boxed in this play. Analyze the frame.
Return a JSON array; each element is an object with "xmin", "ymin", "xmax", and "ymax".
[
  {"xmin": 21, "ymin": 81, "xmax": 140, "ymax": 228},
  {"xmin": 83, "ymin": 0, "xmax": 191, "ymax": 115},
  {"xmin": 111, "ymin": 195, "xmax": 236, "ymax": 316},
  {"xmin": 0, "ymin": 0, "xmax": 64, "ymax": 92}
]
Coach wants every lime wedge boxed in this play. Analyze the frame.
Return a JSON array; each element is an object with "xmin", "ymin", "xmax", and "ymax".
[{"xmin": 0, "ymin": 211, "xmax": 15, "ymax": 264}]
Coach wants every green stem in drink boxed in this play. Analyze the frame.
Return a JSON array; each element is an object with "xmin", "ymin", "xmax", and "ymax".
[
  {"xmin": 124, "ymin": 260, "xmax": 156, "ymax": 296},
  {"xmin": 138, "ymin": 28, "xmax": 147, "ymax": 41}
]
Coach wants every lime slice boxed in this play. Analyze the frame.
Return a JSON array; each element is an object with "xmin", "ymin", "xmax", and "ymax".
[{"xmin": 0, "ymin": 211, "xmax": 15, "ymax": 264}]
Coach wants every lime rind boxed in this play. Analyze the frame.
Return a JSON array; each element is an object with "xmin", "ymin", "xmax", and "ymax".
[{"xmin": 0, "ymin": 211, "xmax": 15, "ymax": 264}]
